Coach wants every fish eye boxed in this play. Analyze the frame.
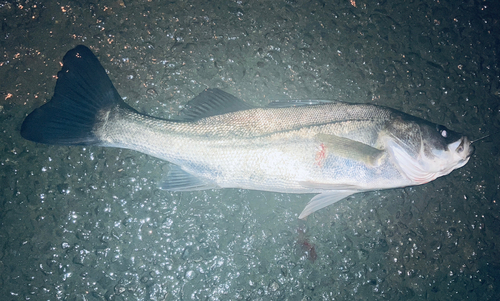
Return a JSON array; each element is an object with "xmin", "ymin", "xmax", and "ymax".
[
  {"xmin": 436, "ymin": 125, "xmax": 448, "ymax": 138},
  {"xmin": 440, "ymin": 129, "xmax": 447, "ymax": 138}
]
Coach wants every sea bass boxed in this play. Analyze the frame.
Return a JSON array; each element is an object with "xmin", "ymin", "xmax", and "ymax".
[{"xmin": 21, "ymin": 45, "xmax": 473, "ymax": 219}]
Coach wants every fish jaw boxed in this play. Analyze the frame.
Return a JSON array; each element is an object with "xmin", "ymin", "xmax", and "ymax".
[{"xmin": 384, "ymin": 132, "xmax": 473, "ymax": 185}]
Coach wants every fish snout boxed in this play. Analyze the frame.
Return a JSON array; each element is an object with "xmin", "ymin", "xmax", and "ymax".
[{"xmin": 464, "ymin": 136, "xmax": 475, "ymax": 158}]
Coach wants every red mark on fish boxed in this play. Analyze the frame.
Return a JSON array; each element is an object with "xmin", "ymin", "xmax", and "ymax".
[{"xmin": 315, "ymin": 143, "xmax": 326, "ymax": 167}]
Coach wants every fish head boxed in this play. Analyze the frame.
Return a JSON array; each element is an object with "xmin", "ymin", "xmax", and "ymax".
[{"xmin": 384, "ymin": 116, "xmax": 473, "ymax": 185}]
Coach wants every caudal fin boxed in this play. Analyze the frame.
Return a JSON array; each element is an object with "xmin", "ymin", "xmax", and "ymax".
[{"xmin": 21, "ymin": 45, "xmax": 131, "ymax": 145}]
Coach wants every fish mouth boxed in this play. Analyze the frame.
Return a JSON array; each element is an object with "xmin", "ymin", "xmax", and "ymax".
[
  {"xmin": 464, "ymin": 136, "xmax": 475, "ymax": 158},
  {"xmin": 467, "ymin": 143, "xmax": 475, "ymax": 157},
  {"xmin": 456, "ymin": 136, "xmax": 474, "ymax": 158},
  {"xmin": 455, "ymin": 136, "xmax": 474, "ymax": 169}
]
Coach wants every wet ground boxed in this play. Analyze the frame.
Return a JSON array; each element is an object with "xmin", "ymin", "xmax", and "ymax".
[{"xmin": 1, "ymin": 0, "xmax": 499, "ymax": 300}]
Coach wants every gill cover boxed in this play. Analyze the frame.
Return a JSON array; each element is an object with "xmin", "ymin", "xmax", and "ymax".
[{"xmin": 385, "ymin": 117, "xmax": 472, "ymax": 185}]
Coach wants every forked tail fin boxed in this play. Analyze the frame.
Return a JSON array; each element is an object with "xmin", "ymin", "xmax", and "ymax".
[{"xmin": 21, "ymin": 45, "xmax": 133, "ymax": 145}]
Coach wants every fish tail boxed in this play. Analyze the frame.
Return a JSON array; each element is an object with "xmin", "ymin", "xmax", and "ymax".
[{"xmin": 21, "ymin": 45, "xmax": 133, "ymax": 145}]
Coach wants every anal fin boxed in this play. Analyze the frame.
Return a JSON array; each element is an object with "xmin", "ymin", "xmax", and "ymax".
[{"xmin": 160, "ymin": 165, "xmax": 218, "ymax": 191}]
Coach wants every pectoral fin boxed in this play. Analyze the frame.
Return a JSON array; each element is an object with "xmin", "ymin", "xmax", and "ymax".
[
  {"xmin": 299, "ymin": 190, "xmax": 358, "ymax": 219},
  {"xmin": 316, "ymin": 133, "xmax": 385, "ymax": 167}
]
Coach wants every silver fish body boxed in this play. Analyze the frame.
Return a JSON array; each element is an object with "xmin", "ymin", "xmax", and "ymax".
[{"xmin": 21, "ymin": 46, "xmax": 474, "ymax": 218}]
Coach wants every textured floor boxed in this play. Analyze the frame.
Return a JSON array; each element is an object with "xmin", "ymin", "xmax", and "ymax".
[{"xmin": 1, "ymin": 0, "xmax": 499, "ymax": 300}]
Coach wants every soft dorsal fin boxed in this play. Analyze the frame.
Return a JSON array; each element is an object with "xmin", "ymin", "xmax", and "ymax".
[
  {"xmin": 180, "ymin": 88, "xmax": 254, "ymax": 121},
  {"xmin": 266, "ymin": 99, "xmax": 334, "ymax": 108}
]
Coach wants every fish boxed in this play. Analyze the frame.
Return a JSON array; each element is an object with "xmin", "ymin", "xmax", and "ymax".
[{"xmin": 21, "ymin": 45, "xmax": 474, "ymax": 219}]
